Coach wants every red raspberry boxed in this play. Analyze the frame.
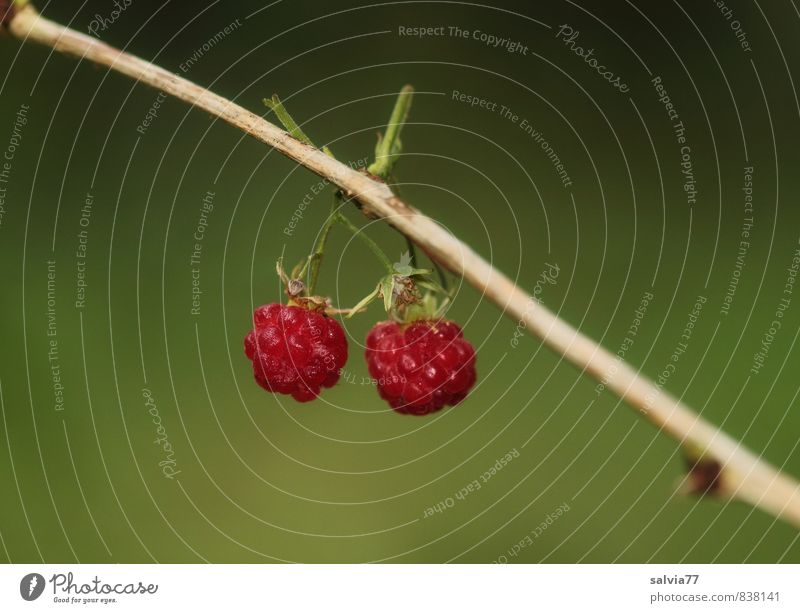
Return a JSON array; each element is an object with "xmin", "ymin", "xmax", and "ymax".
[
  {"xmin": 365, "ymin": 319, "xmax": 477, "ymax": 415},
  {"xmin": 244, "ymin": 303, "xmax": 348, "ymax": 402}
]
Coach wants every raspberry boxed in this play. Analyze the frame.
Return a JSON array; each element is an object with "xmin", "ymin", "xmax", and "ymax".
[
  {"xmin": 365, "ymin": 319, "xmax": 477, "ymax": 415},
  {"xmin": 244, "ymin": 303, "xmax": 348, "ymax": 402}
]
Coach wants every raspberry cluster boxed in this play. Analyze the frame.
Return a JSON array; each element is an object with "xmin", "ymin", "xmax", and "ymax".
[
  {"xmin": 365, "ymin": 319, "xmax": 477, "ymax": 415},
  {"xmin": 244, "ymin": 303, "xmax": 348, "ymax": 402}
]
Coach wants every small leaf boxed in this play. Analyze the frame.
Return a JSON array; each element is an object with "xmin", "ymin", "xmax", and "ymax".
[
  {"xmin": 392, "ymin": 250, "xmax": 431, "ymax": 277},
  {"xmin": 263, "ymin": 95, "xmax": 315, "ymax": 145},
  {"xmin": 395, "ymin": 250, "xmax": 413, "ymax": 269},
  {"xmin": 264, "ymin": 94, "xmax": 334, "ymax": 158},
  {"xmin": 394, "ymin": 265, "xmax": 432, "ymax": 277}
]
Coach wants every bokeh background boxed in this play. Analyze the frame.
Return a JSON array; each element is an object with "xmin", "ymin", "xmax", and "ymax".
[{"xmin": 1, "ymin": 0, "xmax": 799, "ymax": 563}]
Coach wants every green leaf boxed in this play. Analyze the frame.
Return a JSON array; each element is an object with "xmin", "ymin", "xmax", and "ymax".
[{"xmin": 393, "ymin": 264, "xmax": 432, "ymax": 277}]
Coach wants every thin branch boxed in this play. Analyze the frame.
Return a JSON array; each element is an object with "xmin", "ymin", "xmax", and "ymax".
[{"xmin": 6, "ymin": 3, "xmax": 800, "ymax": 527}]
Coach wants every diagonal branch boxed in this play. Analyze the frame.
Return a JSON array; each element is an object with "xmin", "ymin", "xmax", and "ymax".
[{"xmin": 6, "ymin": 3, "xmax": 800, "ymax": 528}]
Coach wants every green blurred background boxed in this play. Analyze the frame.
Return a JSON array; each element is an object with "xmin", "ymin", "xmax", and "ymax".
[{"xmin": 1, "ymin": 0, "xmax": 799, "ymax": 563}]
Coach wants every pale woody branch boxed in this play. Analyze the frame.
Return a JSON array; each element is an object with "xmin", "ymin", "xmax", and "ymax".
[{"xmin": 6, "ymin": 2, "xmax": 800, "ymax": 527}]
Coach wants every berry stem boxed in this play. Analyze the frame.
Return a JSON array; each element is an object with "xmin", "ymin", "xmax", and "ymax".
[
  {"xmin": 391, "ymin": 181, "xmax": 449, "ymax": 293},
  {"xmin": 8, "ymin": 4, "xmax": 800, "ymax": 529},
  {"xmin": 306, "ymin": 193, "xmax": 341, "ymax": 295}
]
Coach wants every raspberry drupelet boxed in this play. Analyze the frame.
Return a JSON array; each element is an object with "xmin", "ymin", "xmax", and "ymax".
[
  {"xmin": 244, "ymin": 303, "xmax": 348, "ymax": 402},
  {"xmin": 365, "ymin": 319, "xmax": 477, "ymax": 415}
]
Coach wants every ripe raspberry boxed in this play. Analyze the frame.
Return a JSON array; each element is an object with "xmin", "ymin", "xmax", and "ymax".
[
  {"xmin": 365, "ymin": 319, "xmax": 477, "ymax": 415},
  {"xmin": 244, "ymin": 303, "xmax": 348, "ymax": 402}
]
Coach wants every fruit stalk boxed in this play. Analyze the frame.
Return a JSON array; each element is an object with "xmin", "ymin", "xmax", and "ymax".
[{"xmin": 6, "ymin": 3, "xmax": 800, "ymax": 527}]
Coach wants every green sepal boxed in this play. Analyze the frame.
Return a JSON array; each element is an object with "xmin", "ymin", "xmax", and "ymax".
[
  {"xmin": 345, "ymin": 284, "xmax": 381, "ymax": 319},
  {"xmin": 393, "ymin": 264, "xmax": 432, "ymax": 277},
  {"xmin": 381, "ymin": 275, "xmax": 394, "ymax": 312}
]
